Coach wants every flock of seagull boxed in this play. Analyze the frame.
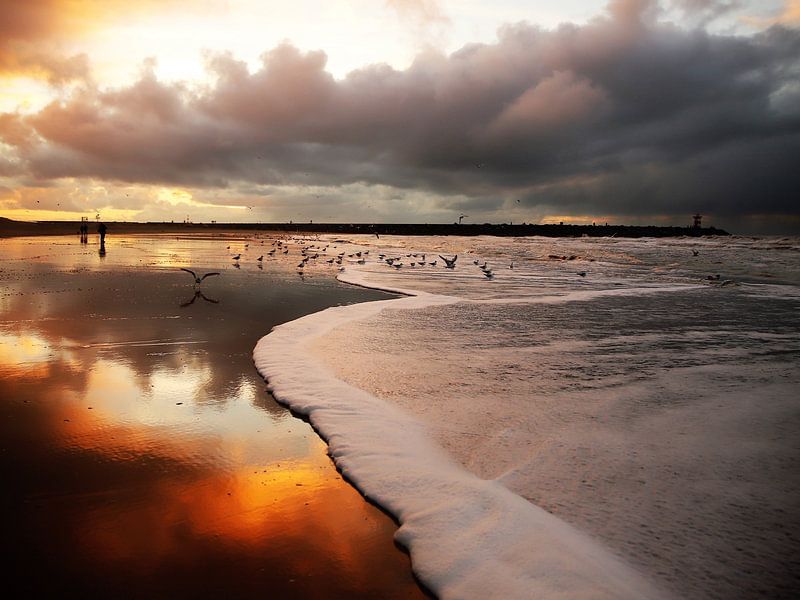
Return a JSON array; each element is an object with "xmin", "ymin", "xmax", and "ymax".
[
  {"xmin": 178, "ymin": 235, "xmax": 597, "ymax": 288},
  {"xmin": 179, "ymin": 237, "xmax": 722, "ymax": 289}
]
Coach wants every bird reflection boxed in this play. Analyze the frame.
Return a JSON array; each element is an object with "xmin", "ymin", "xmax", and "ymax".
[{"xmin": 180, "ymin": 290, "xmax": 220, "ymax": 307}]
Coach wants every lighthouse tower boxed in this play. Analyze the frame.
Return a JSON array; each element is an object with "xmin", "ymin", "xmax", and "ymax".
[{"xmin": 692, "ymin": 213, "xmax": 702, "ymax": 228}]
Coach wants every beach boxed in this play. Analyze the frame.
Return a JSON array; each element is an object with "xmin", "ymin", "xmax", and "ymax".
[
  {"xmin": 0, "ymin": 233, "xmax": 425, "ymax": 598},
  {"xmin": 3, "ymin": 230, "xmax": 799, "ymax": 599},
  {"xmin": 2, "ymin": 2, "xmax": 796, "ymax": 596}
]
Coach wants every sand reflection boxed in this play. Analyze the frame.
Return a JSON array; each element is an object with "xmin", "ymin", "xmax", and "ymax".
[{"xmin": 1, "ymin": 236, "xmax": 422, "ymax": 598}]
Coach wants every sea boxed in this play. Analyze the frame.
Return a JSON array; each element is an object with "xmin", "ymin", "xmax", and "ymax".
[{"xmin": 256, "ymin": 233, "xmax": 800, "ymax": 600}]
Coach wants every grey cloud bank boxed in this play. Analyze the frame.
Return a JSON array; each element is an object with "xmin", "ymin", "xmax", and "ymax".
[{"xmin": 1, "ymin": 0, "xmax": 798, "ymax": 233}]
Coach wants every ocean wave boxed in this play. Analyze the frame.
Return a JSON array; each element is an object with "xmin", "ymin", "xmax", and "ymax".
[
  {"xmin": 254, "ymin": 258, "xmax": 671, "ymax": 599},
  {"xmin": 254, "ymin": 234, "xmax": 800, "ymax": 599}
]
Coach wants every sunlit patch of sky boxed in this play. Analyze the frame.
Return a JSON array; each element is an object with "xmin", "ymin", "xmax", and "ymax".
[{"xmin": 0, "ymin": 1, "xmax": 797, "ymax": 232}]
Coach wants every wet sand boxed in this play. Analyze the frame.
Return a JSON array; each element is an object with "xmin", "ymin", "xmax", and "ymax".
[{"xmin": 0, "ymin": 234, "xmax": 427, "ymax": 598}]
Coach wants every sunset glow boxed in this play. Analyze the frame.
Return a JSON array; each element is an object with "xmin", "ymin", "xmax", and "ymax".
[{"xmin": 1, "ymin": 0, "xmax": 798, "ymax": 233}]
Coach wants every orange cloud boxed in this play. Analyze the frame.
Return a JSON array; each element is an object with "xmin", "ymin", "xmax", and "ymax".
[
  {"xmin": 769, "ymin": 0, "xmax": 799, "ymax": 25},
  {"xmin": 740, "ymin": 0, "xmax": 800, "ymax": 28},
  {"xmin": 0, "ymin": 0, "xmax": 205, "ymax": 82},
  {"xmin": 0, "ymin": 112, "xmax": 38, "ymax": 148},
  {"xmin": 487, "ymin": 71, "xmax": 609, "ymax": 138}
]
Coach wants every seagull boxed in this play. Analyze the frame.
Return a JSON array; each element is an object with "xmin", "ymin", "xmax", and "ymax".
[
  {"xmin": 180, "ymin": 268, "xmax": 220, "ymax": 286},
  {"xmin": 577, "ymin": 271, "xmax": 586, "ymax": 277},
  {"xmin": 231, "ymin": 254, "xmax": 241, "ymax": 260},
  {"xmin": 257, "ymin": 255, "xmax": 263, "ymax": 261},
  {"xmin": 692, "ymin": 250, "xmax": 699, "ymax": 256},
  {"xmin": 483, "ymin": 270, "xmax": 494, "ymax": 278},
  {"xmin": 439, "ymin": 254, "xmax": 458, "ymax": 269}
]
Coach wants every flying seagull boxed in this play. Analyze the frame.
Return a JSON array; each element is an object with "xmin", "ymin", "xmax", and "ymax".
[
  {"xmin": 180, "ymin": 268, "xmax": 220, "ymax": 286},
  {"xmin": 439, "ymin": 254, "xmax": 458, "ymax": 269}
]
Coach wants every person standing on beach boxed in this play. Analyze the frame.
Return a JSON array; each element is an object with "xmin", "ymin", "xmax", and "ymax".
[{"xmin": 98, "ymin": 222, "xmax": 107, "ymax": 246}]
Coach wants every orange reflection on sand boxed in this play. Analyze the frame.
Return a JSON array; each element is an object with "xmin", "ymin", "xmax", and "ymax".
[
  {"xmin": 0, "ymin": 331, "xmax": 84, "ymax": 381},
  {"xmin": 13, "ymin": 351, "xmax": 390, "ymax": 586},
  {"xmin": 16, "ymin": 358, "xmax": 389, "ymax": 585},
  {"xmin": 76, "ymin": 459, "xmax": 391, "ymax": 584},
  {"xmin": 0, "ymin": 332, "xmax": 53, "ymax": 365},
  {"xmin": 0, "ymin": 235, "xmax": 421, "ymax": 598}
]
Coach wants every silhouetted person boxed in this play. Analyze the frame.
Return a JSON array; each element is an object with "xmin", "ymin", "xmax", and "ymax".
[
  {"xmin": 97, "ymin": 221, "xmax": 107, "ymax": 255},
  {"xmin": 79, "ymin": 222, "xmax": 88, "ymax": 243}
]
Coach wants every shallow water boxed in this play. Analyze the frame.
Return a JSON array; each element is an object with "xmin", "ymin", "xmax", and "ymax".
[
  {"xmin": 298, "ymin": 234, "xmax": 800, "ymax": 599},
  {"xmin": 0, "ymin": 234, "xmax": 425, "ymax": 598}
]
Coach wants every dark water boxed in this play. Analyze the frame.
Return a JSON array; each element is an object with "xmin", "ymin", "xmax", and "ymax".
[{"xmin": 0, "ymin": 235, "xmax": 426, "ymax": 598}]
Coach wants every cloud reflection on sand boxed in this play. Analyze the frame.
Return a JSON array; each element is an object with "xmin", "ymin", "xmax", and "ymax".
[{"xmin": 0, "ymin": 234, "xmax": 422, "ymax": 599}]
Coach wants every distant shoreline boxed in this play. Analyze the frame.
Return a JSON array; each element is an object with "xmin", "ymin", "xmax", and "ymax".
[{"xmin": 0, "ymin": 217, "xmax": 729, "ymax": 238}]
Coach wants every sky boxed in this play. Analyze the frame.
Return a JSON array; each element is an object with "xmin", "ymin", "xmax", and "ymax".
[{"xmin": 0, "ymin": 0, "xmax": 798, "ymax": 234}]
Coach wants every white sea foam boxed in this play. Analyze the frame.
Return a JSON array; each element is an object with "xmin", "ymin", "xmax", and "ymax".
[
  {"xmin": 254, "ymin": 290, "xmax": 669, "ymax": 599},
  {"xmin": 255, "ymin": 234, "xmax": 800, "ymax": 599}
]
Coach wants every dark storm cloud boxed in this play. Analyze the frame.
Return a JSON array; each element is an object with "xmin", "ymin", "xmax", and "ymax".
[{"xmin": 4, "ymin": 0, "xmax": 800, "ymax": 220}]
